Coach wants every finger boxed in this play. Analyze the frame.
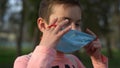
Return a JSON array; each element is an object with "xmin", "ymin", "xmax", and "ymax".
[
  {"xmin": 86, "ymin": 44, "xmax": 93, "ymax": 51},
  {"xmin": 49, "ymin": 17, "xmax": 58, "ymax": 26},
  {"xmin": 57, "ymin": 25, "xmax": 71, "ymax": 37},
  {"xmin": 86, "ymin": 28, "xmax": 96, "ymax": 37},
  {"xmin": 93, "ymin": 42, "xmax": 102, "ymax": 49},
  {"xmin": 91, "ymin": 46, "xmax": 101, "ymax": 55},
  {"xmin": 49, "ymin": 26, "xmax": 55, "ymax": 31},
  {"xmin": 85, "ymin": 41, "xmax": 98, "ymax": 50},
  {"xmin": 90, "ymin": 41, "xmax": 101, "ymax": 52},
  {"xmin": 91, "ymin": 44, "xmax": 96, "ymax": 51},
  {"xmin": 84, "ymin": 42, "xmax": 93, "ymax": 48},
  {"xmin": 47, "ymin": 17, "xmax": 58, "ymax": 30},
  {"xmin": 54, "ymin": 19, "xmax": 69, "ymax": 33},
  {"xmin": 86, "ymin": 45, "xmax": 97, "ymax": 55}
]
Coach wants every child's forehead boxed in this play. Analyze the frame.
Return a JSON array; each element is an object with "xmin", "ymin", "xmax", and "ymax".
[
  {"xmin": 52, "ymin": 4, "xmax": 81, "ymax": 15},
  {"xmin": 52, "ymin": 4, "xmax": 81, "ymax": 11},
  {"xmin": 49, "ymin": 4, "xmax": 81, "ymax": 22}
]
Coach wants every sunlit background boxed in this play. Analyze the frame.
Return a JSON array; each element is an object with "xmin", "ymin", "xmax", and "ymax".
[{"xmin": 0, "ymin": 0, "xmax": 120, "ymax": 68}]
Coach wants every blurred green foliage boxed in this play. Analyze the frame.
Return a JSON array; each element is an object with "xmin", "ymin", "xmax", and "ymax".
[{"xmin": 0, "ymin": 47, "xmax": 120, "ymax": 68}]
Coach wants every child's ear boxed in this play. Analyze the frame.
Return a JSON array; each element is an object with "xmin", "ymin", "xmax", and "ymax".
[{"xmin": 37, "ymin": 17, "xmax": 48, "ymax": 32}]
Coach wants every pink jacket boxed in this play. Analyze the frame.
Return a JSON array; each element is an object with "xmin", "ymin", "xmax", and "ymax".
[{"xmin": 14, "ymin": 45, "xmax": 108, "ymax": 68}]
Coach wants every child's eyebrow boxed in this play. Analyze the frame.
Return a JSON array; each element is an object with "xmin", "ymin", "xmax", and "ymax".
[{"xmin": 76, "ymin": 19, "xmax": 82, "ymax": 23}]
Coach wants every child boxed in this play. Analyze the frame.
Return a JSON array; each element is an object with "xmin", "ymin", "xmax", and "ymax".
[{"xmin": 14, "ymin": 0, "xmax": 108, "ymax": 68}]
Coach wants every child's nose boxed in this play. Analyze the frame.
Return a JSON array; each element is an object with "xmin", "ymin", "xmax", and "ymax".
[{"xmin": 71, "ymin": 23, "xmax": 77, "ymax": 30}]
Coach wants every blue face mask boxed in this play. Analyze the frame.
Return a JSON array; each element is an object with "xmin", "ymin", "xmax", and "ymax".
[{"xmin": 56, "ymin": 30, "xmax": 96, "ymax": 53}]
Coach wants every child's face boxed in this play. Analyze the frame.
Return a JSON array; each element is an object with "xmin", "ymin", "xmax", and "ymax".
[{"xmin": 49, "ymin": 4, "xmax": 82, "ymax": 31}]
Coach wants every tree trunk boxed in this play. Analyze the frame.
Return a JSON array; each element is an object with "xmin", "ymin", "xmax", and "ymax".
[
  {"xmin": 118, "ymin": 24, "xmax": 120, "ymax": 45},
  {"xmin": 106, "ymin": 34, "xmax": 113, "ymax": 58},
  {"xmin": 103, "ymin": 14, "xmax": 113, "ymax": 58},
  {"xmin": 114, "ymin": 0, "xmax": 120, "ymax": 49},
  {"xmin": 16, "ymin": 0, "xmax": 25, "ymax": 56},
  {"xmin": 114, "ymin": 0, "xmax": 119, "ymax": 15},
  {"xmin": 0, "ymin": 0, "xmax": 7, "ymax": 27}
]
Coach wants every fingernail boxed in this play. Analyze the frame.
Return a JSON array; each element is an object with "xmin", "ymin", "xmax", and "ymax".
[
  {"xmin": 86, "ymin": 28, "xmax": 89, "ymax": 31},
  {"xmin": 54, "ymin": 17, "xmax": 58, "ymax": 19},
  {"xmin": 65, "ymin": 19, "xmax": 69, "ymax": 22}
]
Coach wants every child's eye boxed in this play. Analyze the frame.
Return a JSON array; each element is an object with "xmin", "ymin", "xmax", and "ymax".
[{"xmin": 75, "ymin": 23, "xmax": 80, "ymax": 27}]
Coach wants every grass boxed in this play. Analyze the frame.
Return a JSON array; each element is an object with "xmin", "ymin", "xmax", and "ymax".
[
  {"xmin": 0, "ymin": 46, "xmax": 120, "ymax": 68},
  {"xmin": 0, "ymin": 46, "xmax": 32, "ymax": 68},
  {"xmin": 108, "ymin": 49, "xmax": 120, "ymax": 68}
]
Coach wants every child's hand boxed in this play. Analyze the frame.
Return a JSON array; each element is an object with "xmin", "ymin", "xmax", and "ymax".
[
  {"xmin": 84, "ymin": 29, "xmax": 102, "ymax": 59},
  {"xmin": 39, "ymin": 18, "xmax": 71, "ymax": 49}
]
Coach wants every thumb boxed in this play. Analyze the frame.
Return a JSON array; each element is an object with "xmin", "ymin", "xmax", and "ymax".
[
  {"xmin": 85, "ymin": 28, "xmax": 96, "ymax": 37},
  {"xmin": 86, "ymin": 28, "xmax": 99, "ymax": 41}
]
